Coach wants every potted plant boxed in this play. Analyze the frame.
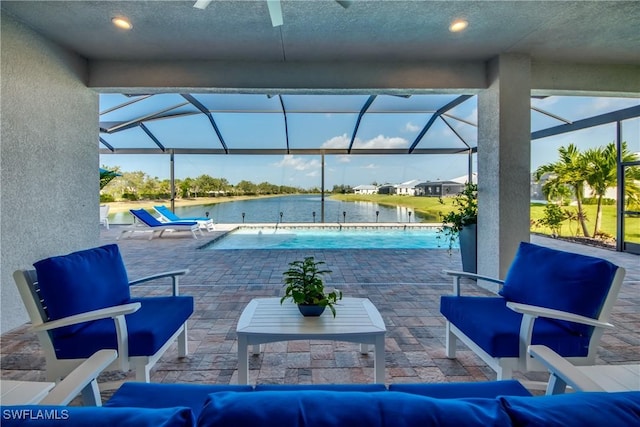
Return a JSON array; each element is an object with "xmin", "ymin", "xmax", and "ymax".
[
  {"xmin": 438, "ymin": 182, "xmax": 478, "ymax": 273},
  {"xmin": 280, "ymin": 256, "xmax": 342, "ymax": 317}
]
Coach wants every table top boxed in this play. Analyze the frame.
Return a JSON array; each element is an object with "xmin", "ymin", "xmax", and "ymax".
[
  {"xmin": 0, "ymin": 380, "xmax": 55, "ymax": 405},
  {"xmin": 237, "ymin": 297, "xmax": 386, "ymax": 338}
]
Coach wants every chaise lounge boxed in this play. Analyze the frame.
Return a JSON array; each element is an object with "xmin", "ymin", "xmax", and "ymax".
[
  {"xmin": 154, "ymin": 205, "xmax": 215, "ymax": 231},
  {"xmin": 119, "ymin": 208, "xmax": 203, "ymax": 240}
]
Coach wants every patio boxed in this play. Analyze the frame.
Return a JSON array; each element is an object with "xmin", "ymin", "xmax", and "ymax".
[{"xmin": 1, "ymin": 226, "xmax": 638, "ymax": 400}]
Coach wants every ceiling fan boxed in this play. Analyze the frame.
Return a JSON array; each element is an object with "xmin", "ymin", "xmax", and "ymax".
[{"xmin": 193, "ymin": 0, "xmax": 351, "ymax": 27}]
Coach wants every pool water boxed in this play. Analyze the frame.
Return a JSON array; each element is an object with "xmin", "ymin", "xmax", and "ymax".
[{"xmin": 205, "ymin": 226, "xmax": 455, "ymax": 250}]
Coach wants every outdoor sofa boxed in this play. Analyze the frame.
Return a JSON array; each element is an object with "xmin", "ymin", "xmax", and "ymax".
[{"xmin": 2, "ymin": 380, "xmax": 638, "ymax": 426}]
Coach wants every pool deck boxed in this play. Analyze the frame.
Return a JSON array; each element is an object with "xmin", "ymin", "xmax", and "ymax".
[{"xmin": 1, "ymin": 223, "xmax": 638, "ymax": 399}]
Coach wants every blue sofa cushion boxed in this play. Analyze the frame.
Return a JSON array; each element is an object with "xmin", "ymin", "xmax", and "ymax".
[
  {"xmin": 440, "ymin": 296, "xmax": 590, "ymax": 358},
  {"xmin": 254, "ymin": 384, "xmax": 387, "ymax": 392},
  {"xmin": 499, "ymin": 242, "xmax": 618, "ymax": 336},
  {"xmin": 0, "ymin": 405, "xmax": 194, "ymax": 427},
  {"xmin": 389, "ymin": 380, "xmax": 531, "ymax": 398},
  {"xmin": 52, "ymin": 296, "xmax": 193, "ymax": 358},
  {"xmin": 105, "ymin": 383, "xmax": 252, "ymax": 419},
  {"xmin": 197, "ymin": 391, "xmax": 512, "ymax": 427},
  {"xmin": 499, "ymin": 391, "xmax": 640, "ymax": 427},
  {"xmin": 34, "ymin": 244, "xmax": 130, "ymax": 337}
]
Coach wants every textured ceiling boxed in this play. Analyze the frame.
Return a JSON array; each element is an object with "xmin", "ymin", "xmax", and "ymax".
[{"xmin": 3, "ymin": 0, "xmax": 640, "ymax": 64}]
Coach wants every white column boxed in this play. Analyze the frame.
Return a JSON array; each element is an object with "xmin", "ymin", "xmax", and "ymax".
[{"xmin": 477, "ymin": 54, "xmax": 531, "ymax": 283}]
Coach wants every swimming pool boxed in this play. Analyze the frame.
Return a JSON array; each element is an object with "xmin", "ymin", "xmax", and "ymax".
[{"xmin": 204, "ymin": 226, "xmax": 454, "ymax": 250}]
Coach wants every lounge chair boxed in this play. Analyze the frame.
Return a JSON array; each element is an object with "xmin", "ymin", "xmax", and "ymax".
[
  {"xmin": 13, "ymin": 244, "xmax": 193, "ymax": 383},
  {"xmin": 119, "ymin": 209, "xmax": 202, "ymax": 240},
  {"xmin": 440, "ymin": 242, "xmax": 625, "ymax": 382},
  {"xmin": 154, "ymin": 205, "xmax": 215, "ymax": 231}
]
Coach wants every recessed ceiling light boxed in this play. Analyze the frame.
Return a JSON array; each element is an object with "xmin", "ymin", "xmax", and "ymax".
[
  {"xmin": 449, "ymin": 19, "xmax": 468, "ymax": 33},
  {"xmin": 112, "ymin": 16, "xmax": 133, "ymax": 30}
]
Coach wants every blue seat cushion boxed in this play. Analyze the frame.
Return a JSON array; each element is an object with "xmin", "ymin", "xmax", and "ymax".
[
  {"xmin": 0, "ymin": 405, "xmax": 194, "ymax": 427},
  {"xmin": 34, "ymin": 244, "xmax": 130, "ymax": 337},
  {"xmin": 389, "ymin": 380, "xmax": 531, "ymax": 398},
  {"xmin": 52, "ymin": 296, "xmax": 193, "ymax": 359},
  {"xmin": 440, "ymin": 296, "xmax": 590, "ymax": 358},
  {"xmin": 106, "ymin": 383, "xmax": 252, "ymax": 419},
  {"xmin": 499, "ymin": 242, "xmax": 618, "ymax": 336},
  {"xmin": 197, "ymin": 390, "xmax": 512, "ymax": 427},
  {"xmin": 499, "ymin": 391, "xmax": 640, "ymax": 427}
]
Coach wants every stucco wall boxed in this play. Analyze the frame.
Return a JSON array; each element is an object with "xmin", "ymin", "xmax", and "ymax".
[{"xmin": 1, "ymin": 13, "xmax": 98, "ymax": 333}]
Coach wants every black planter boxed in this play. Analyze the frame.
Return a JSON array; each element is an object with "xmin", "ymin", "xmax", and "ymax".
[
  {"xmin": 459, "ymin": 223, "xmax": 477, "ymax": 273},
  {"xmin": 298, "ymin": 304, "xmax": 326, "ymax": 317}
]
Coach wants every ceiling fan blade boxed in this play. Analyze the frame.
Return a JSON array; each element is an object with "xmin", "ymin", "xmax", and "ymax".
[
  {"xmin": 193, "ymin": 0, "xmax": 213, "ymax": 10},
  {"xmin": 335, "ymin": 1, "xmax": 352, "ymax": 8},
  {"xmin": 267, "ymin": 0, "xmax": 283, "ymax": 27}
]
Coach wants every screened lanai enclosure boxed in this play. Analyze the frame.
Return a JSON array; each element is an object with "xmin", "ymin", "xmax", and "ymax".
[{"xmin": 99, "ymin": 93, "xmax": 640, "ymax": 253}]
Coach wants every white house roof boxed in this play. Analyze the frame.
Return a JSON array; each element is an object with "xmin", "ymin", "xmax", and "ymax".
[{"xmin": 450, "ymin": 173, "xmax": 478, "ymax": 184}]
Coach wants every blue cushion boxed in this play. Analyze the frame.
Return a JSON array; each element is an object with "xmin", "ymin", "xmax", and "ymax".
[
  {"xmin": 254, "ymin": 384, "xmax": 387, "ymax": 392},
  {"xmin": 52, "ymin": 296, "xmax": 193, "ymax": 358},
  {"xmin": 500, "ymin": 242, "xmax": 618, "ymax": 335},
  {"xmin": 440, "ymin": 296, "xmax": 590, "ymax": 358},
  {"xmin": 34, "ymin": 244, "xmax": 130, "ymax": 337},
  {"xmin": 0, "ymin": 406, "xmax": 194, "ymax": 427},
  {"xmin": 499, "ymin": 391, "xmax": 640, "ymax": 427},
  {"xmin": 389, "ymin": 380, "xmax": 531, "ymax": 398},
  {"xmin": 106, "ymin": 383, "xmax": 252, "ymax": 419},
  {"xmin": 196, "ymin": 391, "xmax": 512, "ymax": 427},
  {"xmin": 131, "ymin": 209, "xmax": 196, "ymax": 227}
]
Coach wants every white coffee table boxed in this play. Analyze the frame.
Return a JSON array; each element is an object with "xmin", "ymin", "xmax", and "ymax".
[{"xmin": 236, "ymin": 297, "xmax": 386, "ymax": 385}]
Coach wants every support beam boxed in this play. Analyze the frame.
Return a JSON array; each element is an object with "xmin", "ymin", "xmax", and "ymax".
[{"xmin": 477, "ymin": 54, "xmax": 531, "ymax": 282}]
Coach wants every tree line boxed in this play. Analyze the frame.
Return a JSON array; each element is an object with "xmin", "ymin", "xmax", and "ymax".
[
  {"xmin": 534, "ymin": 141, "xmax": 640, "ymax": 238},
  {"xmin": 99, "ymin": 169, "xmax": 350, "ymax": 202}
]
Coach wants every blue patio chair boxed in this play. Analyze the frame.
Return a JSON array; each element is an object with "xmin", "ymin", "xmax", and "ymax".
[
  {"xmin": 119, "ymin": 208, "xmax": 202, "ymax": 240},
  {"xmin": 13, "ymin": 244, "xmax": 193, "ymax": 383},
  {"xmin": 440, "ymin": 242, "xmax": 625, "ymax": 381},
  {"xmin": 154, "ymin": 205, "xmax": 215, "ymax": 231}
]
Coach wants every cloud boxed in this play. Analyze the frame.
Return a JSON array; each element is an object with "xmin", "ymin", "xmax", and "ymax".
[
  {"xmin": 336, "ymin": 155, "xmax": 351, "ymax": 163},
  {"xmin": 306, "ymin": 170, "xmax": 319, "ymax": 177},
  {"xmin": 362, "ymin": 163, "xmax": 378, "ymax": 169},
  {"xmin": 404, "ymin": 122, "xmax": 420, "ymax": 132},
  {"xmin": 321, "ymin": 133, "xmax": 350, "ymax": 149},
  {"xmin": 355, "ymin": 134, "xmax": 409, "ymax": 149},
  {"xmin": 272, "ymin": 155, "xmax": 320, "ymax": 171}
]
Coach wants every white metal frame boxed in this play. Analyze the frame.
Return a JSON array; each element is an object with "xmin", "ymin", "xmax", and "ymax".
[
  {"xmin": 13, "ymin": 269, "xmax": 190, "ymax": 383},
  {"xmin": 442, "ymin": 267, "xmax": 626, "ymax": 380}
]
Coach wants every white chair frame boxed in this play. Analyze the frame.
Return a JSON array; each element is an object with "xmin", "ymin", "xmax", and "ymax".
[
  {"xmin": 442, "ymin": 267, "xmax": 625, "ymax": 381},
  {"xmin": 99, "ymin": 205, "xmax": 110, "ymax": 229},
  {"xmin": 13, "ymin": 269, "xmax": 190, "ymax": 383}
]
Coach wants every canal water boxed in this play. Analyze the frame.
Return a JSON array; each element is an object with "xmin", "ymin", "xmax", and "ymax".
[{"xmin": 110, "ymin": 194, "xmax": 428, "ymax": 224}]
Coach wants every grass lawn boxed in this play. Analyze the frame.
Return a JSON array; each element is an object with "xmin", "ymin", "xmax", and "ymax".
[{"xmin": 331, "ymin": 194, "xmax": 640, "ymax": 243}]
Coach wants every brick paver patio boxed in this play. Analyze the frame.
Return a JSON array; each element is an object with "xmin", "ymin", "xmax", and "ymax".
[{"xmin": 2, "ymin": 225, "xmax": 638, "ymax": 399}]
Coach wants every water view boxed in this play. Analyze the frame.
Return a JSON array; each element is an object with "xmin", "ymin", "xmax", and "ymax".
[{"xmin": 110, "ymin": 195, "xmax": 426, "ymax": 224}]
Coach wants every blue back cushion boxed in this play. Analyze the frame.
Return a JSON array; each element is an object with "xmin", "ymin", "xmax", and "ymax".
[
  {"xmin": 106, "ymin": 383, "xmax": 252, "ymax": 419},
  {"xmin": 131, "ymin": 209, "xmax": 163, "ymax": 226},
  {"xmin": 34, "ymin": 244, "xmax": 130, "ymax": 337},
  {"xmin": 197, "ymin": 391, "xmax": 512, "ymax": 427},
  {"xmin": 389, "ymin": 380, "xmax": 531, "ymax": 398},
  {"xmin": 155, "ymin": 206, "xmax": 180, "ymax": 221},
  {"xmin": 0, "ymin": 405, "xmax": 194, "ymax": 427},
  {"xmin": 500, "ymin": 242, "xmax": 618, "ymax": 335},
  {"xmin": 499, "ymin": 391, "xmax": 640, "ymax": 427}
]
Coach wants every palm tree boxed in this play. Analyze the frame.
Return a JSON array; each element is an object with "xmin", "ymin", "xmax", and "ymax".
[
  {"xmin": 584, "ymin": 142, "xmax": 640, "ymax": 236},
  {"xmin": 535, "ymin": 144, "xmax": 591, "ymax": 237}
]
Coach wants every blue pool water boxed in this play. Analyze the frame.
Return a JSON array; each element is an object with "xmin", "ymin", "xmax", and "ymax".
[{"xmin": 205, "ymin": 226, "xmax": 455, "ymax": 250}]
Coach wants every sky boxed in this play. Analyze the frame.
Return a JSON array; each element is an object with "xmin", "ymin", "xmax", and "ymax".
[{"xmin": 99, "ymin": 95, "xmax": 639, "ymax": 189}]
